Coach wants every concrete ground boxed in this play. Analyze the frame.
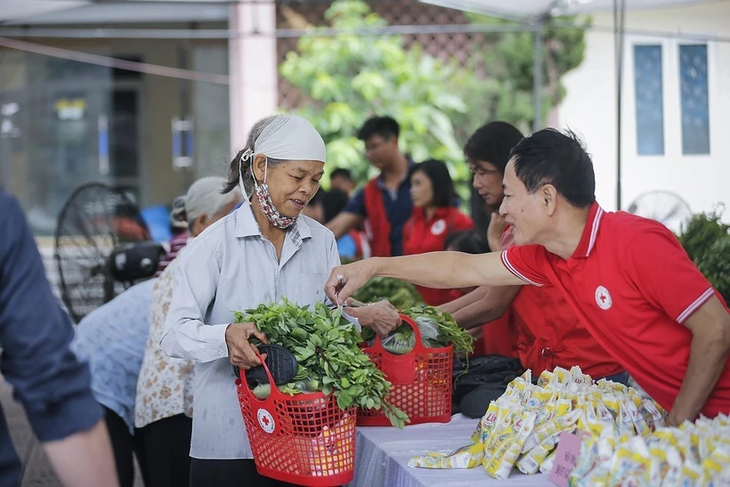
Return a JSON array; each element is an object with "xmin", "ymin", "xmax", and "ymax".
[{"xmin": 0, "ymin": 377, "xmax": 144, "ymax": 487}]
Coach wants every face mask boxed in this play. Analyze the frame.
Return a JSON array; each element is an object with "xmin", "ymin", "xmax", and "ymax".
[{"xmin": 239, "ymin": 150, "xmax": 298, "ymax": 230}]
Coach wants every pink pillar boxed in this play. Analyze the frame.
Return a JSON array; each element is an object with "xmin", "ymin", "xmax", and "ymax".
[{"xmin": 229, "ymin": 0, "xmax": 278, "ymax": 152}]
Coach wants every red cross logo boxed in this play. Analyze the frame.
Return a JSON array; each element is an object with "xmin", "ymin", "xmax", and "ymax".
[
  {"xmin": 257, "ymin": 409, "xmax": 275, "ymax": 434},
  {"xmin": 595, "ymin": 286, "xmax": 612, "ymax": 310}
]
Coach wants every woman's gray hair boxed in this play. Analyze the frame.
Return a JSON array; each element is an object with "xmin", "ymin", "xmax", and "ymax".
[{"xmin": 222, "ymin": 115, "xmax": 288, "ymax": 196}]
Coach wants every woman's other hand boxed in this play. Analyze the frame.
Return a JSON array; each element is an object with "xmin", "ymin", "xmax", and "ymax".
[{"xmin": 225, "ymin": 323, "xmax": 269, "ymax": 369}]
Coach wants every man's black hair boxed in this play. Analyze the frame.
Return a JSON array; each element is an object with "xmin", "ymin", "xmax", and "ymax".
[
  {"xmin": 464, "ymin": 121, "xmax": 524, "ymax": 174},
  {"xmin": 509, "ymin": 128, "xmax": 596, "ymax": 208},
  {"xmin": 329, "ymin": 168, "xmax": 353, "ymax": 182},
  {"xmin": 357, "ymin": 116, "xmax": 399, "ymax": 142}
]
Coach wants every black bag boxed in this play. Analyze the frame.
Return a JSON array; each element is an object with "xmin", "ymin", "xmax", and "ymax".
[{"xmin": 452, "ymin": 355, "xmax": 524, "ymax": 418}]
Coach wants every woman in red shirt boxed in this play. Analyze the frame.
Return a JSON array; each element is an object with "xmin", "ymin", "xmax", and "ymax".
[{"xmin": 402, "ymin": 159, "xmax": 473, "ymax": 305}]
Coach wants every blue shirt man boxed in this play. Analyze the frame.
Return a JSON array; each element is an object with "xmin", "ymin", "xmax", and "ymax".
[{"xmin": 0, "ymin": 192, "xmax": 103, "ymax": 485}]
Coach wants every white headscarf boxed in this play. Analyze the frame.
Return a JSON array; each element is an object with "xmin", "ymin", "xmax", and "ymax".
[{"xmin": 239, "ymin": 114, "xmax": 326, "ymax": 200}]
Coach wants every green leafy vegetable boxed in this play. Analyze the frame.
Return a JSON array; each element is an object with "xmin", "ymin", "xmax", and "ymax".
[
  {"xmin": 352, "ymin": 277, "xmax": 424, "ymax": 310},
  {"xmin": 235, "ymin": 300, "xmax": 410, "ymax": 428},
  {"xmin": 403, "ymin": 306, "xmax": 475, "ymax": 354}
]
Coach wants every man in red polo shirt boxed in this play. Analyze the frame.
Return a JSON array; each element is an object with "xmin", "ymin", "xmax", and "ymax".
[
  {"xmin": 442, "ymin": 122, "xmax": 623, "ymax": 379},
  {"xmin": 326, "ymin": 128, "xmax": 730, "ymax": 425}
]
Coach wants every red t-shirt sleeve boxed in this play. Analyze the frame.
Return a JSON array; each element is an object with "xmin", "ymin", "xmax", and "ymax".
[
  {"xmin": 501, "ymin": 245, "xmax": 551, "ymax": 287},
  {"xmin": 622, "ymin": 224, "xmax": 716, "ymax": 324}
]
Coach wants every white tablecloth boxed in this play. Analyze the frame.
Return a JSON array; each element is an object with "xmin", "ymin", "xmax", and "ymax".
[{"xmin": 349, "ymin": 414, "xmax": 552, "ymax": 487}]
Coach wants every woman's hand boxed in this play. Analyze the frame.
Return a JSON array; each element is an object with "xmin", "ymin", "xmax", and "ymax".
[
  {"xmin": 351, "ymin": 300, "xmax": 401, "ymax": 337},
  {"xmin": 487, "ymin": 212, "xmax": 507, "ymax": 252},
  {"xmin": 225, "ymin": 322, "xmax": 269, "ymax": 369}
]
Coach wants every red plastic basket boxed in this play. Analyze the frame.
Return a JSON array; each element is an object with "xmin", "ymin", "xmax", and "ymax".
[
  {"xmin": 357, "ymin": 314, "xmax": 453, "ymax": 426},
  {"xmin": 236, "ymin": 359, "xmax": 357, "ymax": 486}
]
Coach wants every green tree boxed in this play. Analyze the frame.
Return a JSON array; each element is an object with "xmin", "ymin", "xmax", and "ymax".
[
  {"xmin": 279, "ymin": 0, "xmax": 470, "ymax": 192},
  {"xmin": 452, "ymin": 14, "xmax": 589, "ymax": 140}
]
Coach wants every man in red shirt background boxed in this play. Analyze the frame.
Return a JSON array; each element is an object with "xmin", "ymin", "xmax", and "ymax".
[
  {"xmin": 327, "ymin": 116, "xmax": 415, "ymax": 257},
  {"xmin": 327, "ymin": 128, "xmax": 730, "ymax": 426},
  {"xmin": 442, "ymin": 122, "xmax": 624, "ymax": 380}
]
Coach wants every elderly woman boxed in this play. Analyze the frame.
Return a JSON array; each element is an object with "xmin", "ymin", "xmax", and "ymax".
[
  {"xmin": 135, "ymin": 177, "xmax": 241, "ymax": 487},
  {"xmin": 161, "ymin": 114, "xmax": 400, "ymax": 487}
]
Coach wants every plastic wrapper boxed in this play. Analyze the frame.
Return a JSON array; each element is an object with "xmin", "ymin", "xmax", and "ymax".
[
  {"xmin": 516, "ymin": 431, "xmax": 563, "ymax": 475},
  {"xmin": 539, "ymin": 449, "xmax": 557, "ymax": 474},
  {"xmin": 409, "ymin": 365, "xmax": 668, "ymax": 481},
  {"xmin": 408, "ymin": 442, "xmax": 484, "ymax": 469},
  {"xmin": 485, "ymin": 411, "xmax": 538, "ymax": 479}
]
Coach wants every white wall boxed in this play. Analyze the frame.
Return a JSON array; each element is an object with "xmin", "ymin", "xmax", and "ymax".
[{"xmin": 558, "ymin": 1, "xmax": 729, "ymax": 224}]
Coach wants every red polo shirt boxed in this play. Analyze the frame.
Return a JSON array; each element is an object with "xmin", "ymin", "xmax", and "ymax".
[
  {"xmin": 403, "ymin": 206, "xmax": 473, "ymax": 305},
  {"xmin": 501, "ymin": 203, "xmax": 730, "ymax": 417}
]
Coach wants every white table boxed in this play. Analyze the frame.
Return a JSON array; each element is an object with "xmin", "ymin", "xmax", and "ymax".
[{"xmin": 349, "ymin": 415, "xmax": 552, "ymax": 487}]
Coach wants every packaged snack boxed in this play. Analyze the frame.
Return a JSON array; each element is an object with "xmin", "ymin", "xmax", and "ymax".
[
  {"xmin": 408, "ymin": 442, "xmax": 485, "ymax": 469},
  {"xmin": 521, "ymin": 409, "xmax": 582, "ymax": 454},
  {"xmin": 539, "ymin": 449, "xmax": 557, "ymax": 474},
  {"xmin": 624, "ymin": 394, "xmax": 651, "ymax": 437},
  {"xmin": 486, "ymin": 411, "xmax": 538, "ymax": 479},
  {"xmin": 516, "ymin": 431, "xmax": 562, "ymax": 475},
  {"xmin": 471, "ymin": 401, "xmax": 499, "ymax": 443}
]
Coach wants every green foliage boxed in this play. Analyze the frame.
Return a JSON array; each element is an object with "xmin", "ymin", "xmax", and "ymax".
[
  {"xmin": 698, "ymin": 237, "xmax": 730, "ymax": 305},
  {"xmin": 352, "ymin": 277, "xmax": 424, "ymax": 310},
  {"xmin": 452, "ymin": 14, "xmax": 590, "ymax": 138},
  {"xmin": 279, "ymin": 0, "xmax": 470, "ymax": 195},
  {"xmin": 677, "ymin": 210, "xmax": 730, "ymax": 263},
  {"xmin": 404, "ymin": 306, "xmax": 475, "ymax": 354},
  {"xmin": 678, "ymin": 208, "xmax": 730, "ymax": 304},
  {"xmin": 236, "ymin": 300, "xmax": 409, "ymax": 428}
]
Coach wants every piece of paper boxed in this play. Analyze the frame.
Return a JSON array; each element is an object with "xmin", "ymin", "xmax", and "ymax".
[{"xmin": 548, "ymin": 431, "xmax": 581, "ymax": 487}]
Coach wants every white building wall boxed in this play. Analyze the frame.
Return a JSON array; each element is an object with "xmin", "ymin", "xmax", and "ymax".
[{"xmin": 558, "ymin": 1, "xmax": 729, "ymax": 223}]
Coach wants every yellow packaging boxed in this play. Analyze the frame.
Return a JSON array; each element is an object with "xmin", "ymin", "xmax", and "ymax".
[
  {"xmin": 522, "ymin": 408, "xmax": 582, "ymax": 454},
  {"xmin": 554, "ymin": 366, "xmax": 572, "ymax": 385},
  {"xmin": 540, "ymin": 449, "xmax": 559, "ymax": 475},
  {"xmin": 607, "ymin": 438, "xmax": 651, "ymax": 487},
  {"xmin": 642, "ymin": 399, "xmax": 666, "ymax": 430},
  {"xmin": 624, "ymin": 395, "xmax": 651, "ymax": 437},
  {"xmin": 486, "ymin": 411, "xmax": 538, "ymax": 479},
  {"xmin": 524, "ymin": 389, "xmax": 556, "ymax": 411},
  {"xmin": 701, "ymin": 447, "xmax": 730, "ymax": 479},
  {"xmin": 516, "ymin": 431, "xmax": 562, "ymax": 475},
  {"xmin": 471, "ymin": 401, "xmax": 499, "ymax": 443},
  {"xmin": 617, "ymin": 400, "xmax": 636, "ymax": 437},
  {"xmin": 676, "ymin": 458, "xmax": 703, "ymax": 486},
  {"xmin": 538, "ymin": 370, "xmax": 555, "ymax": 388},
  {"xmin": 556, "ymin": 397, "xmax": 573, "ymax": 417},
  {"xmin": 570, "ymin": 365, "xmax": 592, "ymax": 386},
  {"xmin": 408, "ymin": 442, "xmax": 484, "ymax": 469},
  {"xmin": 595, "ymin": 400, "xmax": 614, "ymax": 424},
  {"xmin": 483, "ymin": 407, "xmax": 518, "ymax": 461},
  {"xmin": 602, "ymin": 393, "xmax": 620, "ymax": 420}
]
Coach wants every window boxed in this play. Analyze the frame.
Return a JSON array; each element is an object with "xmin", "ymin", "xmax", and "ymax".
[
  {"xmin": 633, "ymin": 45, "xmax": 664, "ymax": 155},
  {"xmin": 679, "ymin": 44, "xmax": 710, "ymax": 155}
]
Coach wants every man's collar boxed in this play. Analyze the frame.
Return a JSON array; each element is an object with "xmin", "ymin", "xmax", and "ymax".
[
  {"xmin": 571, "ymin": 202, "xmax": 604, "ymax": 259},
  {"xmin": 376, "ymin": 158, "xmax": 416, "ymax": 189}
]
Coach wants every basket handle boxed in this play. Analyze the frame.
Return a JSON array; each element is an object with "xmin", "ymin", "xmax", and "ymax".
[
  {"xmin": 367, "ymin": 314, "xmax": 429, "ymax": 385},
  {"xmin": 240, "ymin": 351, "xmax": 285, "ymax": 403},
  {"xmin": 371, "ymin": 313, "xmax": 429, "ymax": 354}
]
